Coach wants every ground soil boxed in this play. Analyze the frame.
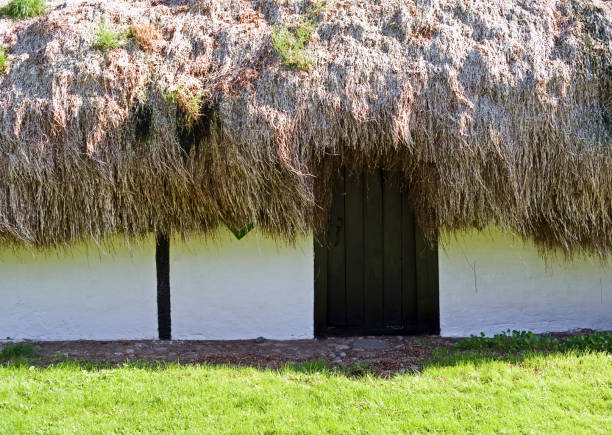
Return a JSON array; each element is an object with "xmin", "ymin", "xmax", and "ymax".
[
  {"xmin": 1, "ymin": 336, "xmax": 457, "ymax": 374},
  {"xmin": 1, "ymin": 330, "xmax": 599, "ymax": 375}
]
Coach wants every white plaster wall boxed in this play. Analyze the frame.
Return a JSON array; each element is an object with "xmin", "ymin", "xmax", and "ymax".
[
  {"xmin": 0, "ymin": 240, "xmax": 157, "ymax": 340},
  {"xmin": 171, "ymin": 230, "xmax": 314, "ymax": 340},
  {"xmin": 439, "ymin": 230, "xmax": 612, "ymax": 337}
]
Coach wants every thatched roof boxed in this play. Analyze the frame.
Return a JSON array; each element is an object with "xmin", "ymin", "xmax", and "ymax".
[{"xmin": 0, "ymin": 0, "xmax": 610, "ymax": 254}]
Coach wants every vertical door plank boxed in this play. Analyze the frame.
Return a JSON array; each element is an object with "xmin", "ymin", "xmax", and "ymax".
[
  {"xmin": 382, "ymin": 172, "xmax": 403, "ymax": 328},
  {"xmin": 364, "ymin": 169, "xmax": 384, "ymax": 329},
  {"xmin": 401, "ymin": 192, "xmax": 418, "ymax": 329},
  {"xmin": 345, "ymin": 169, "xmax": 364, "ymax": 327},
  {"xmin": 313, "ymin": 239, "xmax": 328, "ymax": 336},
  {"xmin": 326, "ymin": 167, "xmax": 346, "ymax": 327},
  {"xmin": 415, "ymin": 224, "xmax": 440, "ymax": 333}
]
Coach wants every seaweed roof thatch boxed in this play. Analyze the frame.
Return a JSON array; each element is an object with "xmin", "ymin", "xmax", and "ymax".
[{"xmin": 0, "ymin": 0, "xmax": 610, "ymax": 254}]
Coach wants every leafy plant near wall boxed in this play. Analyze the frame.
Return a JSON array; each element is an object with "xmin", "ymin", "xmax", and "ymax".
[
  {"xmin": 0, "ymin": 342, "xmax": 40, "ymax": 361},
  {"xmin": 271, "ymin": 1, "xmax": 327, "ymax": 71},
  {"xmin": 563, "ymin": 332, "xmax": 612, "ymax": 352},
  {"xmin": 94, "ymin": 16, "xmax": 128, "ymax": 52},
  {"xmin": 454, "ymin": 330, "xmax": 612, "ymax": 353},
  {"xmin": 0, "ymin": 0, "xmax": 46, "ymax": 19}
]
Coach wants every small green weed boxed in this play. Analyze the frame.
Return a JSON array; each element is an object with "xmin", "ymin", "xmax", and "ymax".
[
  {"xmin": 563, "ymin": 332, "xmax": 611, "ymax": 352},
  {"xmin": 413, "ymin": 337, "xmax": 433, "ymax": 348},
  {"xmin": 163, "ymin": 85, "xmax": 203, "ymax": 127},
  {"xmin": 0, "ymin": 0, "xmax": 46, "ymax": 19},
  {"xmin": 0, "ymin": 342, "xmax": 39, "ymax": 361},
  {"xmin": 95, "ymin": 17, "xmax": 127, "ymax": 52},
  {"xmin": 271, "ymin": 20, "xmax": 317, "ymax": 71},
  {"xmin": 0, "ymin": 47, "xmax": 7, "ymax": 74},
  {"xmin": 454, "ymin": 330, "xmax": 611, "ymax": 353},
  {"xmin": 271, "ymin": 1, "xmax": 327, "ymax": 71},
  {"xmin": 308, "ymin": 0, "xmax": 328, "ymax": 17}
]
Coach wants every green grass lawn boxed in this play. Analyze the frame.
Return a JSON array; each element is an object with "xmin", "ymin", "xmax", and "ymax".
[{"xmin": 0, "ymin": 350, "xmax": 610, "ymax": 434}]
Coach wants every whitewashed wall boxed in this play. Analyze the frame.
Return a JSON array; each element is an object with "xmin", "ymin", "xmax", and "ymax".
[
  {"xmin": 4, "ymin": 225, "xmax": 609, "ymax": 341},
  {"xmin": 439, "ymin": 229, "xmax": 612, "ymax": 337},
  {"xmin": 171, "ymin": 231, "xmax": 314, "ymax": 340},
  {"xmin": 0, "ymin": 240, "xmax": 157, "ymax": 340}
]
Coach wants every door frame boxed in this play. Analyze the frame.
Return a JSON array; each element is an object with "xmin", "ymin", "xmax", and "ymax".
[{"xmin": 314, "ymin": 168, "xmax": 440, "ymax": 337}]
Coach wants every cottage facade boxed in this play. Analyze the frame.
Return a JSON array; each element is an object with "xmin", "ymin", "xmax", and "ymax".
[{"xmin": 1, "ymin": 1, "xmax": 611, "ymax": 340}]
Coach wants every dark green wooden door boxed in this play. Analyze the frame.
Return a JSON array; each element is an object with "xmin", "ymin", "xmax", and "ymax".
[{"xmin": 314, "ymin": 168, "xmax": 439, "ymax": 336}]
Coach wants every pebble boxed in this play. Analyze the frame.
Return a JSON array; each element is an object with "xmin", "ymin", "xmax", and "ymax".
[
  {"xmin": 125, "ymin": 349, "xmax": 135, "ymax": 354},
  {"xmin": 352, "ymin": 338, "xmax": 390, "ymax": 351},
  {"xmin": 339, "ymin": 352, "xmax": 346, "ymax": 357},
  {"xmin": 332, "ymin": 358, "xmax": 342, "ymax": 364},
  {"xmin": 335, "ymin": 344, "xmax": 350, "ymax": 351}
]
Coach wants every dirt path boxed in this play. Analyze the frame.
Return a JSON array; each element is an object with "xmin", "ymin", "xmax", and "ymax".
[{"xmin": 2, "ymin": 336, "xmax": 458, "ymax": 374}]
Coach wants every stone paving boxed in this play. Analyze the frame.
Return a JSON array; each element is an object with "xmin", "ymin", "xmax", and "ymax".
[{"xmin": 1, "ymin": 335, "xmax": 458, "ymax": 374}]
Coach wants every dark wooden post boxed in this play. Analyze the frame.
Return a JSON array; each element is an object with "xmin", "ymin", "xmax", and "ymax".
[{"xmin": 156, "ymin": 233, "xmax": 171, "ymax": 340}]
